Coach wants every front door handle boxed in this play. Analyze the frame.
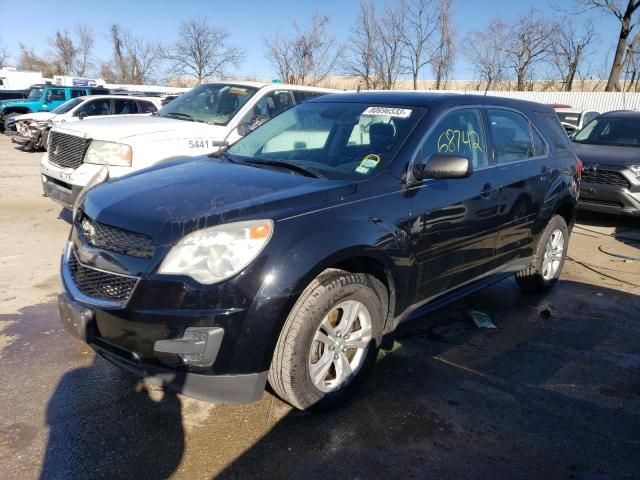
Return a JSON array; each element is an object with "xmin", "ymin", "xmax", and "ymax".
[{"xmin": 480, "ymin": 183, "xmax": 495, "ymax": 199}]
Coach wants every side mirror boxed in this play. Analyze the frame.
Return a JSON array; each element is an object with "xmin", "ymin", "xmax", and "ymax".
[
  {"xmin": 413, "ymin": 154, "xmax": 473, "ymax": 180},
  {"xmin": 78, "ymin": 111, "xmax": 88, "ymax": 120}
]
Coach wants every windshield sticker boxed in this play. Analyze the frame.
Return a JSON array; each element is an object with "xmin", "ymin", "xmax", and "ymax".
[
  {"xmin": 229, "ymin": 87, "xmax": 249, "ymax": 96},
  {"xmin": 362, "ymin": 107, "xmax": 412, "ymax": 118},
  {"xmin": 355, "ymin": 153, "xmax": 381, "ymax": 174},
  {"xmin": 437, "ymin": 129, "xmax": 483, "ymax": 154}
]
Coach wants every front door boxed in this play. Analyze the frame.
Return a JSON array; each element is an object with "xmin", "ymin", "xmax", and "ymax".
[{"xmin": 410, "ymin": 107, "xmax": 502, "ymax": 303}]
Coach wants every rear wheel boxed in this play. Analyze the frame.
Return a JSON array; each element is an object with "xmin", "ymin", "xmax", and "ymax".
[
  {"xmin": 268, "ymin": 269, "xmax": 386, "ymax": 410},
  {"xmin": 516, "ymin": 215, "xmax": 569, "ymax": 292}
]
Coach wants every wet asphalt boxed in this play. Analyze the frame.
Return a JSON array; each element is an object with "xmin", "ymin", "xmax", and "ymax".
[{"xmin": 1, "ymin": 137, "xmax": 639, "ymax": 479}]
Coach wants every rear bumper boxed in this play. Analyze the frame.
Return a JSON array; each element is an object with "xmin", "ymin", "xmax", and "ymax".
[{"xmin": 579, "ymin": 182, "xmax": 640, "ymax": 216}]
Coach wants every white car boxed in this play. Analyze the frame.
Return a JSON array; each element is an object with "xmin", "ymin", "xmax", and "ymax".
[
  {"xmin": 40, "ymin": 82, "xmax": 337, "ymax": 209},
  {"xmin": 13, "ymin": 95, "xmax": 162, "ymax": 151},
  {"xmin": 554, "ymin": 107, "xmax": 600, "ymax": 134}
]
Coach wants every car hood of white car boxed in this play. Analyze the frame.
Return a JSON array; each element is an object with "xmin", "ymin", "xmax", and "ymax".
[
  {"xmin": 52, "ymin": 115, "xmax": 228, "ymax": 142},
  {"xmin": 15, "ymin": 112, "xmax": 57, "ymax": 122}
]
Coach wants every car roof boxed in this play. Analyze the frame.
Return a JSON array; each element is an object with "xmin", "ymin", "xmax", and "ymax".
[
  {"xmin": 309, "ymin": 91, "xmax": 554, "ymax": 112},
  {"xmin": 75, "ymin": 94, "xmax": 160, "ymax": 102},
  {"xmin": 599, "ymin": 110, "xmax": 640, "ymax": 118},
  {"xmin": 554, "ymin": 108, "xmax": 591, "ymax": 114},
  {"xmin": 199, "ymin": 81, "xmax": 337, "ymax": 93}
]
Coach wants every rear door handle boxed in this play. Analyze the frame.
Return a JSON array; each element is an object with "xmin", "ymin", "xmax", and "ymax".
[{"xmin": 480, "ymin": 183, "xmax": 495, "ymax": 199}]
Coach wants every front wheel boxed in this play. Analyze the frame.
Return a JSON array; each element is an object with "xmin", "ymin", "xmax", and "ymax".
[
  {"xmin": 268, "ymin": 269, "xmax": 386, "ymax": 410},
  {"xmin": 516, "ymin": 215, "xmax": 569, "ymax": 292}
]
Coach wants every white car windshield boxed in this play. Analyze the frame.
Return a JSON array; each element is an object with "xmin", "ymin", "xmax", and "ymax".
[
  {"xmin": 51, "ymin": 97, "xmax": 84, "ymax": 114},
  {"xmin": 157, "ymin": 84, "xmax": 258, "ymax": 125}
]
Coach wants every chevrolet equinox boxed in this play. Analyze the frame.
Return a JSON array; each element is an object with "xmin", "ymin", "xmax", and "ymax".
[{"xmin": 58, "ymin": 93, "xmax": 580, "ymax": 410}]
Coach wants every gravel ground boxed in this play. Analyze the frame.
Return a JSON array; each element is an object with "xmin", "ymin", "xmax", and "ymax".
[{"xmin": 0, "ymin": 135, "xmax": 639, "ymax": 480}]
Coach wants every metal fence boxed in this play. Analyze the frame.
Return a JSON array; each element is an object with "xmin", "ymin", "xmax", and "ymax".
[{"xmin": 442, "ymin": 90, "xmax": 640, "ymax": 113}]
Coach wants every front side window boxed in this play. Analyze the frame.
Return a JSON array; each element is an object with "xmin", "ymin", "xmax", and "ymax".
[
  {"xmin": 45, "ymin": 89, "xmax": 66, "ymax": 102},
  {"xmin": 75, "ymin": 99, "xmax": 111, "ymax": 117},
  {"xmin": 573, "ymin": 116, "xmax": 640, "ymax": 147},
  {"xmin": 114, "ymin": 99, "xmax": 139, "ymax": 114},
  {"xmin": 487, "ymin": 109, "xmax": 535, "ymax": 163},
  {"xmin": 241, "ymin": 90, "xmax": 295, "ymax": 130},
  {"xmin": 157, "ymin": 83, "xmax": 259, "ymax": 125},
  {"xmin": 228, "ymin": 102, "xmax": 424, "ymax": 180},
  {"xmin": 137, "ymin": 101, "xmax": 158, "ymax": 113},
  {"xmin": 420, "ymin": 109, "xmax": 488, "ymax": 169},
  {"xmin": 70, "ymin": 89, "xmax": 85, "ymax": 98}
]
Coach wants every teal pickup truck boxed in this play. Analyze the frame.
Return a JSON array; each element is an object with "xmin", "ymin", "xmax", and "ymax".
[{"xmin": 0, "ymin": 84, "xmax": 109, "ymax": 132}]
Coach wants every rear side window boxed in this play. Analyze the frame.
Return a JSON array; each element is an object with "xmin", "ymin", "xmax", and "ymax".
[
  {"xmin": 421, "ymin": 108, "xmax": 488, "ymax": 169},
  {"xmin": 293, "ymin": 90, "xmax": 326, "ymax": 103},
  {"xmin": 535, "ymin": 112, "xmax": 573, "ymax": 151},
  {"xmin": 487, "ymin": 109, "xmax": 536, "ymax": 162},
  {"xmin": 137, "ymin": 101, "xmax": 158, "ymax": 113}
]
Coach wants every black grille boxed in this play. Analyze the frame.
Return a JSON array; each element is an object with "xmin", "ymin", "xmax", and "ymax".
[
  {"xmin": 580, "ymin": 198, "xmax": 623, "ymax": 208},
  {"xmin": 48, "ymin": 131, "xmax": 91, "ymax": 169},
  {"xmin": 68, "ymin": 253, "xmax": 137, "ymax": 302},
  {"xmin": 78, "ymin": 215, "xmax": 155, "ymax": 258},
  {"xmin": 582, "ymin": 169, "xmax": 630, "ymax": 188}
]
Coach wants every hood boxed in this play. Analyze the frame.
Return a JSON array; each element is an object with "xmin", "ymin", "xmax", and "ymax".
[
  {"xmin": 53, "ymin": 115, "xmax": 227, "ymax": 142},
  {"xmin": 82, "ymin": 157, "xmax": 356, "ymax": 245},
  {"xmin": 15, "ymin": 111, "xmax": 55, "ymax": 122},
  {"xmin": 572, "ymin": 142, "xmax": 640, "ymax": 168},
  {"xmin": 0, "ymin": 99, "xmax": 33, "ymax": 108}
]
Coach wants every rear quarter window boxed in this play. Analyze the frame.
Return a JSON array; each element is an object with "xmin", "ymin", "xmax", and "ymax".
[{"xmin": 534, "ymin": 112, "xmax": 572, "ymax": 151}]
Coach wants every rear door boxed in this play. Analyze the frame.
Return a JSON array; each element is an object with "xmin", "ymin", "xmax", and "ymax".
[
  {"xmin": 485, "ymin": 107, "xmax": 550, "ymax": 268},
  {"xmin": 410, "ymin": 107, "xmax": 502, "ymax": 301}
]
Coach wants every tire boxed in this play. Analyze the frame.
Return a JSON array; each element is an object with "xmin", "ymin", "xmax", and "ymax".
[
  {"xmin": 268, "ymin": 269, "xmax": 386, "ymax": 411},
  {"xmin": 516, "ymin": 215, "xmax": 569, "ymax": 293},
  {"xmin": 3, "ymin": 112, "xmax": 19, "ymax": 132}
]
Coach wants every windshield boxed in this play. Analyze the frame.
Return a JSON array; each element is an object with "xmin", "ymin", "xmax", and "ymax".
[
  {"xmin": 51, "ymin": 97, "xmax": 84, "ymax": 114},
  {"xmin": 27, "ymin": 87, "xmax": 44, "ymax": 101},
  {"xmin": 556, "ymin": 112, "xmax": 580, "ymax": 127},
  {"xmin": 573, "ymin": 116, "xmax": 640, "ymax": 147},
  {"xmin": 228, "ymin": 102, "xmax": 424, "ymax": 180},
  {"xmin": 157, "ymin": 83, "xmax": 258, "ymax": 125}
]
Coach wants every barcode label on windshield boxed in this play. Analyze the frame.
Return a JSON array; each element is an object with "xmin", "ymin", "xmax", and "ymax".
[{"xmin": 362, "ymin": 107, "xmax": 412, "ymax": 118}]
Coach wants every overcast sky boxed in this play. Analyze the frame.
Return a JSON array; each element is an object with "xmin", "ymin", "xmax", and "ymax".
[{"xmin": 0, "ymin": 0, "xmax": 621, "ymax": 80}]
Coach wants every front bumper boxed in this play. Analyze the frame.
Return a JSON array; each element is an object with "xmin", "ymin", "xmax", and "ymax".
[
  {"xmin": 42, "ymin": 174, "xmax": 81, "ymax": 209},
  {"xmin": 579, "ymin": 182, "xmax": 640, "ymax": 217}
]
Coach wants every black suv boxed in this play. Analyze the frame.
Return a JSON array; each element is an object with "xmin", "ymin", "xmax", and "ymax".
[
  {"xmin": 572, "ymin": 110, "xmax": 640, "ymax": 216},
  {"xmin": 58, "ymin": 93, "xmax": 580, "ymax": 410}
]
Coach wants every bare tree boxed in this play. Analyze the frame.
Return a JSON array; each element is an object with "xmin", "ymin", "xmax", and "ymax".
[
  {"xmin": 264, "ymin": 13, "xmax": 340, "ymax": 85},
  {"xmin": 0, "ymin": 38, "xmax": 10, "ymax": 69},
  {"xmin": 375, "ymin": 0, "xmax": 408, "ymax": 89},
  {"xmin": 504, "ymin": 9, "xmax": 554, "ymax": 90},
  {"xmin": 17, "ymin": 44, "xmax": 56, "ymax": 77},
  {"xmin": 402, "ymin": 0, "xmax": 438, "ymax": 89},
  {"xmin": 166, "ymin": 18, "xmax": 245, "ymax": 84},
  {"xmin": 550, "ymin": 19, "xmax": 596, "ymax": 91},
  {"xmin": 574, "ymin": 0, "xmax": 640, "ymax": 91},
  {"xmin": 101, "ymin": 24, "xmax": 161, "ymax": 84},
  {"xmin": 465, "ymin": 18, "xmax": 509, "ymax": 93},
  {"xmin": 75, "ymin": 25, "xmax": 94, "ymax": 76},
  {"xmin": 49, "ymin": 30, "xmax": 78, "ymax": 75},
  {"xmin": 342, "ymin": 0, "xmax": 382, "ymax": 89},
  {"xmin": 431, "ymin": 0, "xmax": 456, "ymax": 89}
]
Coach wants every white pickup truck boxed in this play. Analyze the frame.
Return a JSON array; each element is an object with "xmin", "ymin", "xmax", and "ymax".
[{"xmin": 40, "ymin": 81, "xmax": 336, "ymax": 209}]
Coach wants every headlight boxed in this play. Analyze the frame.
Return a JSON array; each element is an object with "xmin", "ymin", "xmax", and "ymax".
[
  {"xmin": 84, "ymin": 140, "xmax": 132, "ymax": 167},
  {"xmin": 629, "ymin": 165, "xmax": 640, "ymax": 178},
  {"xmin": 158, "ymin": 220, "xmax": 274, "ymax": 284}
]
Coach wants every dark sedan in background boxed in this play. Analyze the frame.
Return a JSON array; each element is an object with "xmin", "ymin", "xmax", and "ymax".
[{"xmin": 572, "ymin": 111, "xmax": 640, "ymax": 216}]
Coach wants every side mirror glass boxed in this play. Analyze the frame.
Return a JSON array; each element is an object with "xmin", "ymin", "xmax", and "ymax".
[{"xmin": 413, "ymin": 154, "xmax": 473, "ymax": 180}]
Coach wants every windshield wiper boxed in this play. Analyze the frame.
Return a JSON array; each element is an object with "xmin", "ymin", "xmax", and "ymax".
[
  {"xmin": 160, "ymin": 112, "xmax": 195, "ymax": 121},
  {"xmin": 243, "ymin": 159, "xmax": 325, "ymax": 179}
]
